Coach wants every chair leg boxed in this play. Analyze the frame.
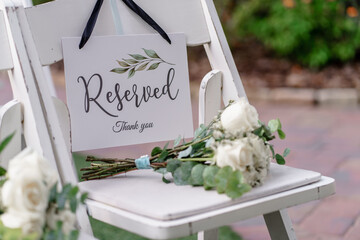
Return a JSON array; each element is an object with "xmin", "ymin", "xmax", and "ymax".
[
  {"xmin": 263, "ymin": 209, "xmax": 297, "ymax": 240},
  {"xmin": 197, "ymin": 228, "xmax": 218, "ymax": 240}
]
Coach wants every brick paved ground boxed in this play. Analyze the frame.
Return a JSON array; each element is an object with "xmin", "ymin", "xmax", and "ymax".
[
  {"xmin": 232, "ymin": 102, "xmax": 360, "ymax": 240},
  {"xmin": 1, "ymin": 72, "xmax": 360, "ymax": 239}
]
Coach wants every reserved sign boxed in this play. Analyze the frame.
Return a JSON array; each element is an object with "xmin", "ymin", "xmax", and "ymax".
[{"xmin": 63, "ymin": 34, "xmax": 193, "ymax": 151}]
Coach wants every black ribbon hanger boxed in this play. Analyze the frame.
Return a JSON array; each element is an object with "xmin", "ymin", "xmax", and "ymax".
[
  {"xmin": 79, "ymin": 0, "xmax": 104, "ymax": 49},
  {"xmin": 79, "ymin": 0, "xmax": 171, "ymax": 49}
]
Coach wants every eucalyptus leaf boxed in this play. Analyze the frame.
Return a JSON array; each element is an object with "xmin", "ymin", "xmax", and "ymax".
[
  {"xmin": 147, "ymin": 62, "xmax": 161, "ymax": 71},
  {"xmin": 269, "ymin": 145, "xmax": 275, "ymax": 159},
  {"xmin": 0, "ymin": 132, "xmax": 15, "ymax": 154},
  {"xmin": 70, "ymin": 197, "xmax": 78, "ymax": 213},
  {"xmin": 205, "ymin": 137, "xmax": 215, "ymax": 148},
  {"xmin": 129, "ymin": 54, "xmax": 147, "ymax": 60},
  {"xmin": 215, "ymin": 166, "xmax": 233, "ymax": 194},
  {"xmin": 136, "ymin": 62, "xmax": 149, "ymax": 71},
  {"xmin": 49, "ymin": 183, "xmax": 58, "ymax": 202},
  {"xmin": 152, "ymin": 148, "xmax": 162, "ymax": 158},
  {"xmin": 162, "ymin": 176, "xmax": 171, "ymax": 184},
  {"xmin": 156, "ymin": 168, "xmax": 168, "ymax": 175},
  {"xmin": 143, "ymin": 48, "xmax": 160, "ymax": 58},
  {"xmin": 252, "ymin": 126, "xmax": 263, "ymax": 137},
  {"xmin": 80, "ymin": 192, "xmax": 88, "ymax": 204},
  {"xmin": 194, "ymin": 124, "xmax": 206, "ymax": 139},
  {"xmin": 203, "ymin": 165, "xmax": 220, "ymax": 190},
  {"xmin": 268, "ymin": 119, "xmax": 281, "ymax": 133},
  {"xmin": 110, "ymin": 68, "xmax": 128, "ymax": 74},
  {"xmin": 69, "ymin": 186, "xmax": 79, "ymax": 198},
  {"xmin": 283, "ymin": 148, "xmax": 291, "ymax": 157},
  {"xmin": 0, "ymin": 179, "xmax": 6, "ymax": 187},
  {"xmin": 190, "ymin": 142, "xmax": 206, "ymax": 157},
  {"xmin": 158, "ymin": 149, "xmax": 169, "ymax": 162},
  {"xmin": 56, "ymin": 221, "xmax": 65, "ymax": 240},
  {"xmin": 116, "ymin": 60, "xmax": 130, "ymax": 67},
  {"xmin": 0, "ymin": 167, "xmax": 6, "ymax": 177},
  {"xmin": 178, "ymin": 146, "xmax": 193, "ymax": 158},
  {"xmin": 225, "ymin": 170, "xmax": 251, "ymax": 199},
  {"xmin": 278, "ymin": 129, "xmax": 286, "ymax": 139},
  {"xmin": 173, "ymin": 162, "xmax": 197, "ymax": 185},
  {"xmin": 275, "ymin": 154, "xmax": 286, "ymax": 165},
  {"xmin": 173, "ymin": 167, "xmax": 187, "ymax": 185},
  {"xmin": 163, "ymin": 142, "xmax": 170, "ymax": 150},
  {"xmin": 128, "ymin": 68, "xmax": 136, "ymax": 78},
  {"xmin": 56, "ymin": 184, "xmax": 72, "ymax": 210},
  {"xmin": 174, "ymin": 135, "xmax": 182, "ymax": 147},
  {"xmin": 166, "ymin": 159, "xmax": 182, "ymax": 174},
  {"xmin": 190, "ymin": 164, "xmax": 205, "ymax": 186},
  {"xmin": 151, "ymin": 147, "xmax": 162, "ymax": 157},
  {"xmin": 69, "ymin": 230, "xmax": 80, "ymax": 240}
]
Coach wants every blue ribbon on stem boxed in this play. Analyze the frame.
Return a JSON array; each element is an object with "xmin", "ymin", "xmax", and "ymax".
[{"xmin": 135, "ymin": 155, "xmax": 151, "ymax": 169}]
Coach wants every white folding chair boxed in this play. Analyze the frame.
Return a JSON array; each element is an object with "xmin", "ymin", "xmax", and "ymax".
[
  {"xmin": 0, "ymin": 2, "xmax": 95, "ymax": 238},
  {"xmin": 2, "ymin": 0, "xmax": 335, "ymax": 239}
]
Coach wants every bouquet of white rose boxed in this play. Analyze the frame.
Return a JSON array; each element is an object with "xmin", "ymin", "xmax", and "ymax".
[
  {"xmin": 81, "ymin": 98, "xmax": 290, "ymax": 199},
  {"xmin": 0, "ymin": 137, "xmax": 87, "ymax": 240}
]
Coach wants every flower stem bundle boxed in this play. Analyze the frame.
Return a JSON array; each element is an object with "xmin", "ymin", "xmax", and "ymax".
[{"xmin": 81, "ymin": 99, "xmax": 290, "ymax": 199}]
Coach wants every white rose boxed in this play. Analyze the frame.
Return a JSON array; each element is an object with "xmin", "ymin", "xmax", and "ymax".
[
  {"xmin": 7, "ymin": 148, "xmax": 58, "ymax": 189},
  {"xmin": 2, "ymin": 172, "xmax": 49, "ymax": 213},
  {"xmin": 46, "ymin": 203, "xmax": 76, "ymax": 235},
  {"xmin": 221, "ymin": 98, "xmax": 260, "ymax": 133},
  {"xmin": 214, "ymin": 134, "xmax": 271, "ymax": 186},
  {"xmin": 1, "ymin": 209, "xmax": 44, "ymax": 236},
  {"xmin": 214, "ymin": 139, "xmax": 252, "ymax": 172},
  {"xmin": 1, "ymin": 148, "xmax": 55, "ymax": 236}
]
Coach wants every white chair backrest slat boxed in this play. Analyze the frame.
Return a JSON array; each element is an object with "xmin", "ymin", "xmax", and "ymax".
[
  {"xmin": 25, "ymin": 0, "xmax": 210, "ymax": 66},
  {"xmin": 0, "ymin": 100, "xmax": 22, "ymax": 169},
  {"xmin": 0, "ymin": 10, "xmax": 13, "ymax": 71}
]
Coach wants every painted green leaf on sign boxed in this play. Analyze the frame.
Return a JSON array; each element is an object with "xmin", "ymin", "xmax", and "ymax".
[
  {"xmin": 147, "ymin": 62, "xmax": 161, "ymax": 71},
  {"xmin": 143, "ymin": 48, "xmax": 160, "ymax": 58},
  {"xmin": 129, "ymin": 54, "xmax": 147, "ymax": 60},
  {"xmin": 116, "ymin": 60, "xmax": 130, "ymax": 67},
  {"xmin": 110, "ymin": 68, "xmax": 128, "ymax": 74},
  {"xmin": 128, "ymin": 68, "xmax": 135, "ymax": 78}
]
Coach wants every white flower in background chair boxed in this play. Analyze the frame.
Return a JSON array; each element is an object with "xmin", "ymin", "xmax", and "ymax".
[{"xmin": 1, "ymin": 148, "xmax": 58, "ymax": 236}]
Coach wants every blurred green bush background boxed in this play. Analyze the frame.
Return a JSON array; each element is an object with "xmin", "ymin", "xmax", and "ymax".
[{"xmin": 215, "ymin": 0, "xmax": 360, "ymax": 68}]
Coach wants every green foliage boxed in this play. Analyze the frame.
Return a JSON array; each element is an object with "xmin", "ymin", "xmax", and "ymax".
[
  {"xmin": 162, "ymin": 163, "xmax": 251, "ymax": 199},
  {"xmin": 253, "ymin": 119, "xmax": 290, "ymax": 164},
  {"xmin": 49, "ymin": 183, "xmax": 87, "ymax": 214},
  {"xmin": 0, "ymin": 132, "xmax": 15, "ymax": 155},
  {"xmin": 221, "ymin": 0, "xmax": 360, "ymax": 68},
  {"xmin": 0, "ymin": 132, "xmax": 14, "ymax": 179},
  {"xmin": 0, "ymin": 221, "xmax": 38, "ymax": 240}
]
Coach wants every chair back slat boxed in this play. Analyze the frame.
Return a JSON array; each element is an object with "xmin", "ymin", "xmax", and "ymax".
[
  {"xmin": 25, "ymin": 0, "xmax": 210, "ymax": 66},
  {"xmin": 0, "ymin": 10, "xmax": 13, "ymax": 71}
]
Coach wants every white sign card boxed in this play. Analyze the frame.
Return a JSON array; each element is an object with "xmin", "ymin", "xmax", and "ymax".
[{"xmin": 63, "ymin": 34, "xmax": 193, "ymax": 151}]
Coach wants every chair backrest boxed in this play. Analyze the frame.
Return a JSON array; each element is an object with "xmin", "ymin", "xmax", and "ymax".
[
  {"xmin": 0, "ymin": 10, "xmax": 13, "ymax": 71},
  {"xmin": 5, "ymin": 0, "xmax": 247, "ymax": 184},
  {"xmin": 0, "ymin": 9, "xmax": 20, "ymax": 168},
  {"xmin": 1, "ymin": 1, "xmax": 63, "ymax": 175}
]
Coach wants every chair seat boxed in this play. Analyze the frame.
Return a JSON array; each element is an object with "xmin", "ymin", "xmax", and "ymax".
[{"xmin": 80, "ymin": 163, "xmax": 323, "ymax": 221}]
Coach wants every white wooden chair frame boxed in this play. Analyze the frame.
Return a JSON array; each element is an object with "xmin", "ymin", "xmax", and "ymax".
[{"xmin": 0, "ymin": 0, "xmax": 335, "ymax": 239}]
